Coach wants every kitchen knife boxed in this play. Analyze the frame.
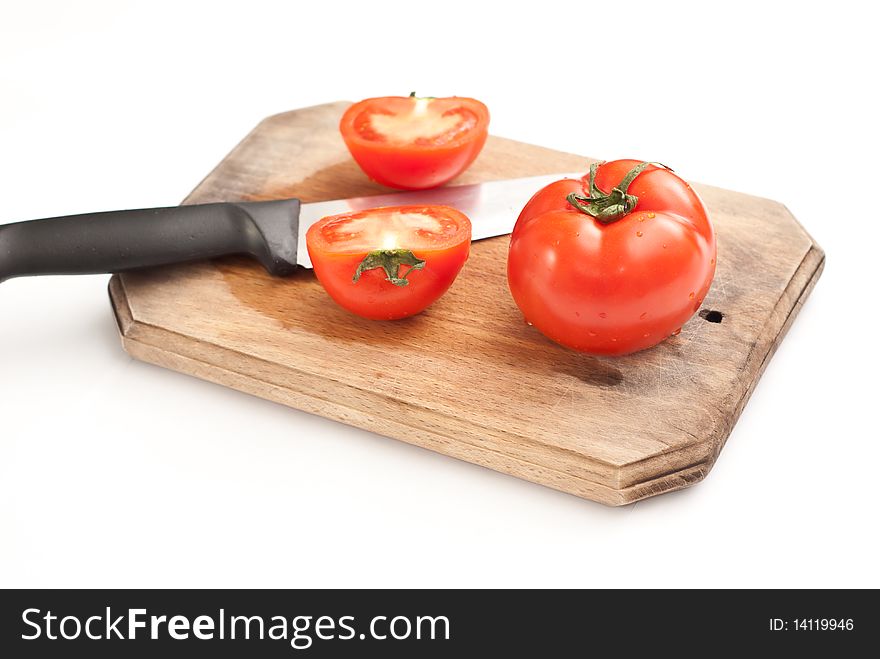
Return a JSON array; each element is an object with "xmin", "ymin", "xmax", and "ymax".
[{"xmin": 0, "ymin": 173, "xmax": 579, "ymax": 283}]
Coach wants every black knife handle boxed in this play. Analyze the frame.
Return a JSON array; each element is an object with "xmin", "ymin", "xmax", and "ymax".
[{"xmin": 0, "ymin": 199, "xmax": 301, "ymax": 283}]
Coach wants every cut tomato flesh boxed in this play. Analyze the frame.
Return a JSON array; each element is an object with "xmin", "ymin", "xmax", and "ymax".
[
  {"xmin": 355, "ymin": 98, "xmax": 477, "ymax": 146},
  {"xmin": 340, "ymin": 96, "xmax": 489, "ymax": 190},
  {"xmin": 316, "ymin": 207, "xmax": 466, "ymax": 253},
  {"xmin": 306, "ymin": 204, "xmax": 472, "ymax": 320}
]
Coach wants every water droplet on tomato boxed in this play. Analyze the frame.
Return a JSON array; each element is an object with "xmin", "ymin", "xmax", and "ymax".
[
  {"xmin": 598, "ymin": 312, "xmax": 607, "ymax": 319},
  {"xmin": 662, "ymin": 243, "xmax": 668, "ymax": 249},
  {"xmin": 639, "ymin": 312, "xmax": 647, "ymax": 320},
  {"xmin": 526, "ymin": 321, "xmax": 533, "ymax": 326},
  {"xmin": 672, "ymin": 327, "xmax": 682, "ymax": 336},
  {"xmin": 588, "ymin": 331, "xmax": 597, "ymax": 337},
  {"xmin": 636, "ymin": 231, "xmax": 643, "ymax": 237},
  {"xmin": 643, "ymin": 332, "xmax": 650, "ymax": 338},
  {"xmin": 611, "ymin": 337, "xmax": 618, "ymax": 342}
]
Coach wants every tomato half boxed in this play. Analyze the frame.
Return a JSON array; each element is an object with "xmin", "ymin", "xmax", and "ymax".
[
  {"xmin": 507, "ymin": 160, "xmax": 716, "ymax": 356},
  {"xmin": 306, "ymin": 205, "xmax": 471, "ymax": 320},
  {"xmin": 339, "ymin": 95, "xmax": 490, "ymax": 190}
]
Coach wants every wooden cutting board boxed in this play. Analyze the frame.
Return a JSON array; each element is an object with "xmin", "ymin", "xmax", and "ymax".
[{"xmin": 108, "ymin": 101, "xmax": 824, "ymax": 506}]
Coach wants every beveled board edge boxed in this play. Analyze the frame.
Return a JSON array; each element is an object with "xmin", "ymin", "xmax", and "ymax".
[
  {"xmin": 109, "ymin": 276, "xmax": 708, "ymax": 505},
  {"xmin": 109, "ymin": 231, "xmax": 823, "ymax": 506}
]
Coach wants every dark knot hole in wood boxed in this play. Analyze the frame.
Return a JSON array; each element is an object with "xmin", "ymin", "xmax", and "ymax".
[{"xmin": 699, "ymin": 309, "xmax": 724, "ymax": 323}]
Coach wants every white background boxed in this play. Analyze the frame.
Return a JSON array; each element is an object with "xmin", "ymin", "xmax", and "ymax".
[{"xmin": 1, "ymin": 1, "xmax": 877, "ymax": 588}]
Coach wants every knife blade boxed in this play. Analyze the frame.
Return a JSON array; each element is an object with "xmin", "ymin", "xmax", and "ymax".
[
  {"xmin": 0, "ymin": 172, "xmax": 580, "ymax": 283},
  {"xmin": 295, "ymin": 172, "xmax": 581, "ymax": 268}
]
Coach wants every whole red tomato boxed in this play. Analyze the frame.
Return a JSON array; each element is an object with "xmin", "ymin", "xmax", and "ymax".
[
  {"xmin": 507, "ymin": 160, "xmax": 716, "ymax": 355},
  {"xmin": 306, "ymin": 205, "xmax": 471, "ymax": 320},
  {"xmin": 339, "ymin": 95, "xmax": 489, "ymax": 190}
]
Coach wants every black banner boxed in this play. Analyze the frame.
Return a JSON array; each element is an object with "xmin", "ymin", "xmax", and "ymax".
[{"xmin": 0, "ymin": 589, "xmax": 873, "ymax": 656}]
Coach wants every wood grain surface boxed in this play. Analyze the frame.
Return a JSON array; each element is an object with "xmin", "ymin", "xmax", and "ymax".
[{"xmin": 108, "ymin": 101, "xmax": 824, "ymax": 505}]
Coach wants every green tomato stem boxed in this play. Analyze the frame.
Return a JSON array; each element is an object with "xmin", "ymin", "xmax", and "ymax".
[
  {"xmin": 566, "ymin": 161, "xmax": 670, "ymax": 224},
  {"xmin": 353, "ymin": 249, "xmax": 426, "ymax": 287}
]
